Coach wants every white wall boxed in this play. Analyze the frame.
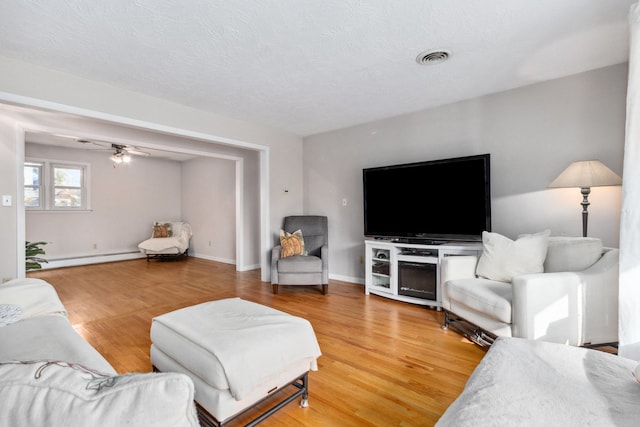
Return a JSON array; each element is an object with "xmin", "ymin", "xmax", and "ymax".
[
  {"xmin": 304, "ymin": 64, "xmax": 627, "ymax": 283},
  {"xmin": 182, "ymin": 157, "xmax": 236, "ymax": 263},
  {"xmin": 25, "ymin": 143, "xmax": 182, "ymax": 259}
]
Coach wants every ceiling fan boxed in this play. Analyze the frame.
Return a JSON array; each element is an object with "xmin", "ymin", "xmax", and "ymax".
[
  {"xmin": 109, "ymin": 143, "xmax": 149, "ymax": 164},
  {"xmin": 76, "ymin": 139, "xmax": 150, "ymax": 164}
]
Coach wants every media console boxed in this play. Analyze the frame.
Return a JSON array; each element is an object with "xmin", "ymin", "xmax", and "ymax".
[{"xmin": 364, "ymin": 239, "xmax": 482, "ymax": 308}]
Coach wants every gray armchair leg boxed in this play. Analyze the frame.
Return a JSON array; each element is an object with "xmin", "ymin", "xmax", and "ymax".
[
  {"xmin": 272, "ymin": 284, "xmax": 279, "ymax": 295},
  {"xmin": 322, "ymin": 284, "xmax": 328, "ymax": 295}
]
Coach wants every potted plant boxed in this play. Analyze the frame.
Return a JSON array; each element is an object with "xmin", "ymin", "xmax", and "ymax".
[{"xmin": 26, "ymin": 241, "xmax": 48, "ymax": 271}]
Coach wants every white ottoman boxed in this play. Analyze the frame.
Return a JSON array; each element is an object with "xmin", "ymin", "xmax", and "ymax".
[{"xmin": 150, "ymin": 298, "xmax": 322, "ymax": 426}]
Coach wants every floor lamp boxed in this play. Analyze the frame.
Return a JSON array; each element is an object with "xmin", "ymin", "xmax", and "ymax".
[{"xmin": 549, "ymin": 160, "xmax": 622, "ymax": 237}]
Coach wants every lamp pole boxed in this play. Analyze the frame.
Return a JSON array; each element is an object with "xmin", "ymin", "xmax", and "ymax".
[{"xmin": 580, "ymin": 187, "xmax": 590, "ymax": 237}]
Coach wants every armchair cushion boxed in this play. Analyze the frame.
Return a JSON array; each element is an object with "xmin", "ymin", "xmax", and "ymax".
[
  {"xmin": 277, "ymin": 255, "xmax": 322, "ymax": 273},
  {"xmin": 476, "ymin": 230, "xmax": 550, "ymax": 282}
]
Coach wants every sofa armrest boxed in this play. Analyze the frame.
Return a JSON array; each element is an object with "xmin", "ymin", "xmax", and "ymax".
[
  {"xmin": 271, "ymin": 245, "xmax": 282, "ymax": 283},
  {"xmin": 512, "ymin": 248, "xmax": 619, "ymax": 346},
  {"xmin": 512, "ymin": 272, "xmax": 583, "ymax": 345},
  {"xmin": 580, "ymin": 248, "xmax": 619, "ymax": 344},
  {"xmin": 440, "ymin": 255, "xmax": 479, "ymax": 283},
  {"xmin": 440, "ymin": 255, "xmax": 479, "ymax": 310},
  {"xmin": 321, "ymin": 244, "xmax": 329, "ymax": 284},
  {"xmin": 0, "ymin": 361, "xmax": 199, "ymax": 427}
]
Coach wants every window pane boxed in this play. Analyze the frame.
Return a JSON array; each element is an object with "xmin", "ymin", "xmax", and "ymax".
[
  {"xmin": 24, "ymin": 165, "xmax": 41, "ymax": 186},
  {"xmin": 24, "ymin": 187, "xmax": 40, "ymax": 207},
  {"xmin": 54, "ymin": 167, "xmax": 82, "ymax": 187},
  {"xmin": 54, "ymin": 188, "xmax": 82, "ymax": 207}
]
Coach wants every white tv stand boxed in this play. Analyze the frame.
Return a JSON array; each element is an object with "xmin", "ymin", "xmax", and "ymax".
[{"xmin": 364, "ymin": 239, "xmax": 482, "ymax": 309}]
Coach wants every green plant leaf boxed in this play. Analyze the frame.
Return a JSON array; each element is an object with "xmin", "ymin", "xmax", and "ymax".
[{"xmin": 25, "ymin": 241, "xmax": 48, "ymax": 271}]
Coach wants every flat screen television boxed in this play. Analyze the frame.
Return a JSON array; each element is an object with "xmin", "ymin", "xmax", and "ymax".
[{"xmin": 363, "ymin": 154, "xmax": 491, "ymax": 243}]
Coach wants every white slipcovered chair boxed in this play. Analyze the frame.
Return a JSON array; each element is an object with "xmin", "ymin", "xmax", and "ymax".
[
  {"xmin": 138, "ymin": 221, "xmax": 192, "ymax": 261},
  {"xmin": 441, "ymin": 232, "xmax": 619, "ymax": 347}
]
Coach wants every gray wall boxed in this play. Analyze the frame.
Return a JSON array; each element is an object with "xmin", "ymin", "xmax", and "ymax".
[
  {"xmin": 181, "ymin": 157, "xmax": 236, "ymax": 263},
  {"xmin": 304, "ymin": 64, "xmax": 627, "ymax": 283},
  {"xmin": 25, "ymin": 142, "xmax": 182, "ymax": 259}
]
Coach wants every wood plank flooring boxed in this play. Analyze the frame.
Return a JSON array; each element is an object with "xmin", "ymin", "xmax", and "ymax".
[{"xmin": 27, "ymin": 257, "xmax": 486, "ymax": 427}]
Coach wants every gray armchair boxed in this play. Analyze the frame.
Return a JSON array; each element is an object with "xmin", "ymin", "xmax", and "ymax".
[{"xmin": 271, "ymin": 215, "xmax": 329, "ymax": 294}]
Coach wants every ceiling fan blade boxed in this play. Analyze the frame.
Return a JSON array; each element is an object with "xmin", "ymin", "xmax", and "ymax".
[{"xmin": 124, "ymin": 147, "xmax": 150, "ymax": 157}]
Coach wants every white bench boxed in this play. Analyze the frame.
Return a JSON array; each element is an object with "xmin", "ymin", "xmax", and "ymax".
[{"xmin": 150, "ymin": 298, "xmax": 321, "ymax": 426}]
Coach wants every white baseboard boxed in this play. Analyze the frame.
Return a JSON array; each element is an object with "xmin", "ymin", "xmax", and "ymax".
[
  {"xmin": 190, "ymin": 253, "xmax": 235, "ymax": 265},
  {"xmin": 38, "ymin": 253, "xmax": 363, "ymax": 287},
  {"xmin": 41, "ymin": 251, "xmax": 145, "ymax": 270},
  {"xmin": 329, "ymin": 273, "xmax": 364, "ymax": 285}
]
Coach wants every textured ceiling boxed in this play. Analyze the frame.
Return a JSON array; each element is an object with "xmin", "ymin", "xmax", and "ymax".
[{"xmin": 0, "ymin": 1, "xmax": 635, "ymax": 136}]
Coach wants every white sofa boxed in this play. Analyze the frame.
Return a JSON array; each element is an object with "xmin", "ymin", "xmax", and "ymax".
[
  {"xmin": 441, "ymin": 233, "xmax": 619, "ymax": 346},
  {"xmin": 437, "ymin": 337, "xmax": 640, "ymax": 426},
  {"xmin": 0, "ymin": 278, "xmax": 199, "ymax": 427}
]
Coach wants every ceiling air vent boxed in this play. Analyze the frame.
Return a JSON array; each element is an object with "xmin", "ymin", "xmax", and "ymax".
[{"xmin": 416, "ymin": 49, "xmax": 451, "ymax": 66}]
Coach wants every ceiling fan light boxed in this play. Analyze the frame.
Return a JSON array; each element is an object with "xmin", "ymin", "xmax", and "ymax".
[
  {"xmin": 122, "ymin": 154, "xmax": 131, "ymax": 163},
  {"xmin": 110, "ymin": 154, "xmax": 122, "ymax": 163}
]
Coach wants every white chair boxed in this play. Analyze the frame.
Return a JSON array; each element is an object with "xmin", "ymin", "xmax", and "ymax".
[
  {"xmin": 441, "ymin": 234, "xmax": 619, "ymax": 347},
  {"xmin": 138, "ymin": 221, "xmax": 192, "ymax": 261}
]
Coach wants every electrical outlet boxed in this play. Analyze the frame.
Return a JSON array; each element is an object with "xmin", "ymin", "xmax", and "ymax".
[
  {"xmin": 92, "ymin": 243, "xmax": 98, "ymax": 249},
  {"xmin": 2, "ymin": 195, "xmax": 11, "ymax": 206},
  {"xmin": 342, "ymin": 198, "xmax": 348, "ymax": 207}
]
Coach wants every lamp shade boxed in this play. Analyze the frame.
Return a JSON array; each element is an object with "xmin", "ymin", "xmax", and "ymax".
[{"xmin": 548, "ymin": 160, "xmax": 622, "ymax": 189}]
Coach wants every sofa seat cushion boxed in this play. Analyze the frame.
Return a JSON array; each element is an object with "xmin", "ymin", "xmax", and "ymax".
[
  {"xmin": 0, "ymin": 316, "xmax": 116, "ymax": 375},
  {"xmin": 544, "ymin": 237, "xmax": 603, "ymax": 272},
  {"xmin": 277, "ymin": 255, "xmax": 322, "ymax": 273},
  {"xmin": 0, "ymin": 360, "xmax": 198, "ymax": 427},
  {"xmin": 446, "ymin": 278, "xmax": 513, "ymax": 324}
]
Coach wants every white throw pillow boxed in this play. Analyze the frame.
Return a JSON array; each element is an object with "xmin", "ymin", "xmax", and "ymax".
[
  {"xmin": 0, "ymin": 360, "xmax": 199, "ymax": 427},
  {"xmin": 476, "ymin": 230, "xmax": 550, "ymax": 283}
]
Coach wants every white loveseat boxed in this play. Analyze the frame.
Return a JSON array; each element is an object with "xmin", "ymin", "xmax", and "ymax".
[
  {"xmin": 441, "ymin": 233, "xmax": 619, "ymax": 346},
  {"xmin": 0, "ymin": 278, "xmax": 199, "ymax": 426}
]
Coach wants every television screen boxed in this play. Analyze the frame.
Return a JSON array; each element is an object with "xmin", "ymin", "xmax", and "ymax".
[{"xmin": 363, "ymin": 154, "xmax": 491, "ymax": 242}]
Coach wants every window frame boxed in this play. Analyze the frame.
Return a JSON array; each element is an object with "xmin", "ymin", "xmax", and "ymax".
[
  {"xmin": 25, "ymin": 157, "xmax": 91, "ymax": 212},
  {"xmin": 24, "ymin": 161, "xmax": 44, "ymax": 210}
]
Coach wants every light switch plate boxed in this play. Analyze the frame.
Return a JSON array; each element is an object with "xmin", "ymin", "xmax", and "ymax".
[{"xmin": 1, "ymin": 195, "xmax": 11, "ymax": 206}]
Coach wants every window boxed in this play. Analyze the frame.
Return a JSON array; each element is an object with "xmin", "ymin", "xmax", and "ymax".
[
  {"xmin": 53, "ymin": 164, "xmax": 84, "ymax": 208},
  {"xmin": 24, "ymin": 159, "xmax": 90, "ymax": 211},
  {"xmin": 24, "ymin": 162, "xmax": 43, "ymax": 208}
]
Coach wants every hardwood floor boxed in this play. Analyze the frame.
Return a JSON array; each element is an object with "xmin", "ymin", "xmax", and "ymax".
[{"xmin": 27, "ymin": 257, "xmax": 486, "ymax": 426}]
